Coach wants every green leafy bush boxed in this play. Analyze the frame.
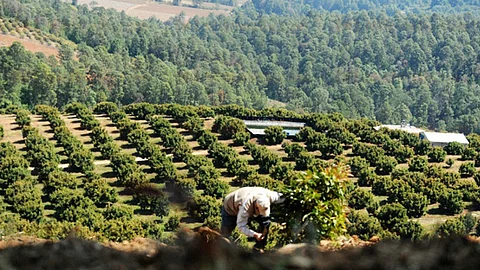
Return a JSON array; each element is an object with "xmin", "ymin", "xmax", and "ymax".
[
  {"xmin": 347, "ymin": 211, "xmax": 382, "ymax": 241},
  {"xmin": 264, "ymin": 126, "xmax": 286, "ymax": 145}
]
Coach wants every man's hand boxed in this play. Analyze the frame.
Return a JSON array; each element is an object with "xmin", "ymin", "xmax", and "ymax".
[{"xmin": 253, "ymin": 232, "xmax": 264, "ymax": 241}]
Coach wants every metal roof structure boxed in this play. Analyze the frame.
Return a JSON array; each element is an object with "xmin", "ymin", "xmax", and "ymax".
[
  {"xmin": 420, "ymin": 132, "xmax": 469, "ymax": 144},
  {"xmin": 243, "ymin": 120, "xmax": 306, "ymax": 137},
  {"xmin": 373, "ymin": 124, "xmax": 425, "ymax": 134},
  {"xmin": 243, "ymin": 120, "xmax": 306, "ymax": 128}
]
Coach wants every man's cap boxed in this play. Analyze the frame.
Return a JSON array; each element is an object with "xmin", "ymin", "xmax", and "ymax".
[{"xmin": 256, "ymin": 196, "xmax": 270, "ymax": 217}]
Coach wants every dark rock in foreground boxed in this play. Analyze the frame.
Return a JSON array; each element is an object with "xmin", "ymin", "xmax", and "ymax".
[{"xmin": 0, "ymin": 233, "xmax": 479, "ymax": 270}]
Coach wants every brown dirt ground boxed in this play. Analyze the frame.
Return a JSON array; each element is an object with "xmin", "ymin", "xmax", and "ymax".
[{"xmin": 0, "ymin": 34, "xmax": 59, "ymax": 57}]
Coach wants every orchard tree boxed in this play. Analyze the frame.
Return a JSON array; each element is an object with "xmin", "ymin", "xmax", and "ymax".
[
  {"xmin": 197, "ymin": 130, "xmax": 218, "ymax": 149},
  {"xmin": 347, "ymin": 157, "xmax": 369, "ymax": 177},
  {"xmin": 133, "ymin": 183, "xmax": 170, "ymax": 218},
  {"xmin": 347, "ymin": 211, "xmax": 382, "ymax": 241},
  {"xmin": 428, "ymin": 147, "xmax": 446, "ymax": 162},
  {"xmin": 445, "ymin": 142, "xmax": 464, "ymax": 155},
  {"xmin": 376, "ymin": 203, "xmax": 408, "ymax": 230},
  {"xmin": 438, "ymin": 189, "xmax": 464, "ymax": 215},
  {"xmin": 375, "ymin": 156, "xmax": 398, "ymax": 176},
  {"xmin": 187, "ymin": 194, "xmax": 221, "ymax": 221},
  {"xmin": 400, "ymin": 192, "xmax": 429, "ymax": 218},
  {"xmin": 232, "ymin": 131, "xmax": 250, "ymax": 146},
  {"xmin": 347, "ymin": 188, "xmax": 377, "ymax": 211},
  {"xmin": 459, "ymin": 162, "xmax": 476, "ymax": 177},
  {"xmin": 408, "ymin": 156, "xmax": 428, "ymax": 172},
  {"xmin": 461, "ymin": 147, "xmax": 477, "ymax": 161},
  {"xmin": 280, "ymin": 166, "xmax": 348, "ymax": 242},
  {"xmin": 84, "ymin": 178, "xmax": 118, "ymax": 207},
  {"xmin": 264, "ymin": 126, "xmax": 286, "ymax": 145}
]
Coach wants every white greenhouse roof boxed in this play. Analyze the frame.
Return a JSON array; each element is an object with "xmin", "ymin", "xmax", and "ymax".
[
  {"xmin": 247, "ymin": 128, "xmax": 302, "ymax": 136},
  {"xmin": 243, "ymin": 120, "xmax": 306, "ymax": 128},
  {"xmin": 420, "ymin": 132, "xmax": 469, "ymax": 144},
  {"xmin": 373, "ymin": 125, "xmax": 425, "ymax": 134}
]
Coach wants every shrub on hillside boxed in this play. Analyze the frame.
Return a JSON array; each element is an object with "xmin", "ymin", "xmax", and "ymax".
[
  {"xmin": 347, "ymin": 188, "xmax": 377, "ymax": 210},
  {"xmin": 408, "ymin": 156, "xmax": 428, "ymax": 172},
  {"xmin": 459, "ymin": 162, "xmax": 476, "ymax": 177},
  {"xmin": 133, "ymin": 183, "xmax": 170, "ymax": 218},
  {"xmin": 401, "ymin": 192, "xmax": 429, "ymax": 218},
  {"xmin": 232, "ymin": 131, "xmax": 250, "ymax": 146},
  {"xmin": 84, "ymin": 178, "xmax": 118, "ymax": 207},
  {"xmin": 165, "ymin": 215, "xmax": 180, "ymax": 231},
  {"xmin": 461, "ymin": 147, "xmax": 477, "ymax": 161},
  {"xmin": 428, "ymin": 147, "xmax": 447, "ymax": 162},
  {"xmin": 264, "ymin": 126, "xmax": 286, "ymax": 145},
  {"xmin": 347, "ymin": 211, "xmax": 383, "ymax": 241},
  {"xmin": 279, "ymin": 167, "xmax": 347, "ymax": 242},
  {"xmin": 438, "ymin": 189, "xmax": 464, "ymax": 215},
  {"xmin": 376, "ymin": 203, "xmax": 408, "ymax": 230},
  {"xmin": 43, "ymin": 170, "xmax": 79, "ymax": 199},
  {"xmin": 445, "ymin": 142, "xmax": 464, "ymax": 155},
  {"xmin": 392, "ymin": 220, "xmax": 425, "ymax": 240},
  {"xmin": 103, "ymin": 204, "xmax": 134, "ymax": 221},
  {"xmin": 187, "ymin": 195, "xmax": 221, "ymax": 221},
  {"xmin": 197, "ymin": 130, "xmax": 218, "ymax": 149},
  {"xmin": 92, "ymin": 102, "xmax": 118, "ymax": 115}
]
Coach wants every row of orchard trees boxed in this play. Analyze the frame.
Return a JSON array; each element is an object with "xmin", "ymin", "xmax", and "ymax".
[
  {"xmin": 104, "ymin": 102, "xmax": 480, "ymax": 242},
  {"xmin": 4, "ymin": 102, "xmax": 480, "ymax": 243},
  {"xmin": 0, "ymin": 105, "xmax": 168, "ymax": 241}
]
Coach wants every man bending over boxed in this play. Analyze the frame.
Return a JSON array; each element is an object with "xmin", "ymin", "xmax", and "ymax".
[{"xmin": 221, "ymin": 187, "xmax": 284, "ymax": 251}]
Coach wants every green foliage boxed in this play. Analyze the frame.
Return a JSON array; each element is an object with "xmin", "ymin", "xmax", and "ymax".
[
  {"xmin": 50, "ymin": 188, "xmax": 100, "ymax": 226},
  {"xmin": 84, "ymin": 178, "xmax": 118, "ymax": 207},
  {"xmin": 43, "ymin": 170, "xmax": 79, "ymax": 199},
  {"xmin": 165, "ymin": 215, "xmax": 180, "ymax": 231},
  {"xmin": 445, "ymin": 142, "xmax": 464, "ymax": 155},
  {"xmin": 197, "ymin": 130, "xmax": 218, "ymax": 149},
  {"xmin": 175, "ymin": 177, "xmax": 197, "ymax": 199},
  {"xmin": 347, "ymin": 188, "xmax": 377, "ymax": 211},
  {"xmin": 280, "ymin": 167, "xmax": 347, "ymax": 242},
  {"xmin": 446, "ymin": 158, "xmax": 455, "ymax": 168},
  {"xmin": 0, "ymin": 125, "xmax": 3, "ymax": 139},
  {"xmin": 133, "ymin": 183, "xmax": 170, "ymax": 218},
  {"xmin": 263, "ymin": 126, "xmax": 286, "ymax": 145},
  {"xmin": 103, "ymin": 204, "xmax": 134, "ymax": 221},
  {"xmin": 282, "ymin": 142, "xmax": 306, "ymax": 160},
  {"xmin": 347, "ymin": 211, "xmax": 382, "ymax": 241},
  {"xmin": 375, "ymin": 156, "xmax": 398, "ymax": 176},
  {"xmin": 357, "ymin": 169, "xmax": 378, "ymax": 187},
  {"xmin": 461, "ymin": 147, "xmax": 477, "ymax": 161},
  {"xmin": 459, "ymin": 162, "xmax": 476, "ymax": 177},
  {"xmin": 376, "ymin": 203, "xmax": 408, "ymax": 230},
  {"xmin": 401, "ymin": 192, "xmax": 429, "ymax": 218},
  {"xmin": 241, "ymin": 173, "xmax": 284, "ymax": 190},
  {"xmin": 232, "ymin": 131, "xmax": 251, "ymax": 146},
  {"xmin": 392, "ymin": 220, "xmax": 425, "ymax": 241},
  {"xmin": 347, "ymin": 157, "xmax": 369, "ymax": 177},
  {"xmin": 408, "ymin": 156, "xmax": 428, "ymax": 172},
  {"xmin": 428, "ymin": 147, "xmax": 447, "ymax": 162},
  {"xmin": 187, "ymin": 195, "xmax": 221, "ymax": 221},
  {"xmin": 15, "ymin": 109, "xmax": 31, "ymax": 127},
  {"xmin": 5, "ymin": 180, "xmax": 44, "ymax": 221},
  {"xmin": 438, "ymin": 189, "xmax": 464, "ymax": 215},
  {"xmin": 437, "ymin": 217, "xmax": 469, "ymax": 237}
]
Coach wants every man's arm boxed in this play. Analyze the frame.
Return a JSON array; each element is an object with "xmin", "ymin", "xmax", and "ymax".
[{"xmin": 236, "ymin": 205, "xmax": 256, "ymax": 237}]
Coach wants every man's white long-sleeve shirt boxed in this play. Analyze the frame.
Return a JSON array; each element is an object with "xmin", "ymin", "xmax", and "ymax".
[{"xmin": 223, "ymin": 187, "xmax": 283, "ymax": 237}]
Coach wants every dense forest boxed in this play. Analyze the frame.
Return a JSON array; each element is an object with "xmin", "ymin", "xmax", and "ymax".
[{"xmin": 2, "ymin": 0, "xmax": 480, "ymax": 133}]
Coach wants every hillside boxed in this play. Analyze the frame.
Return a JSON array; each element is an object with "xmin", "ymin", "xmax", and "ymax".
[
  {"xmin": 3, "ymin": 0, "xmax": 480, "ymax": 133},
  {"xmin": 65, "ymin": 0, "xmax": 233, "ymax": 21}
]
